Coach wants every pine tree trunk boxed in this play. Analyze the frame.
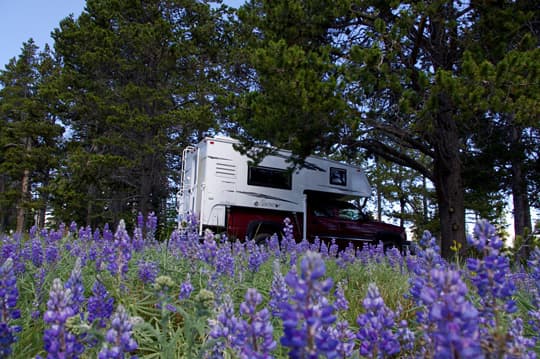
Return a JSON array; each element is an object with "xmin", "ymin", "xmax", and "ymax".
[
  {"xmin": 0, "ymin": 173, "xmax": 6, "ymax": 231},
  {"xmin": 433, "ymin": 98, "xmax": 466, "ymax": 259},
  {"xmin": 16, "ymin": 138, "xmax": 32, "ymax": 233},
  {"xmin": 16, "ymin": 168, "xmax": 30, "ymax": 233},
  {"xmin": 510, "ymin": 125, "xmax": 531, "ymax": 237}
]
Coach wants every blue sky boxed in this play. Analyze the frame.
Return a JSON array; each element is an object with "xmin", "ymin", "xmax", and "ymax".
[{"xmin": 0, "ymin": 0, "xmax": 245, "ymax": 70}]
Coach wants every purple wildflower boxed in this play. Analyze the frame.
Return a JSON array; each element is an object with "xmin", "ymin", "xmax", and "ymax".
[
  {"xmin": 43, "ymin": 278, "xmax": 84, "ymax": 358},
  {"xmin": 31, "ymin": 236, "xmax": 44, "ymax": 268},
  {"xmin": 88, "ymin": 280, "xmax": 115, "ymax": 328},
  {"xmin": 505, "ymin": 318, "xmax": 536, "ymax": 359},
  {"xmin": 356, "ymin": 283, "xmax": 400, "ymax": 358},
  {"xmin": 137, "ymin": 260, "xmax": 159, "ymax": 285},
  {"xmin": 65, "ymin": 258, "xmax": 85, "ymax": 315},
  {"xmin": 106, "ymin": 220, "xmax": 133, "ymax": 280},
  {"xmin": 410, "ymin": 268, "xmax": 482, "ymax": 358},
  {"xmin": 201, "ymin": 230, "xmax": 218, "ymax": 266},
  {"xmin": 208, "ymin": 295, "xmax": 242, "ymax": 352},
  {"xmin": 237, "ymin": 288, "xmax": 276, "ymax": 358},
  {"xmin": 279, "ymin": 251, "xmax": 338, "ymax": 358},
  {"xmin": 247, "ymin": 240, "xmax": 265, "ymax": 272},
  {"xmin": 216, "ymin": 241, "xmax": 235, "ymax": 277},
  {"xmin": 334, "ymin": 281, "xmax": 349, "ymax": 312},
  {"xmin": 98, "ymin": 305, "xmax": 138, "ymax": 358},
  {"xmin": 146, "ymin": 211, "xmax": 158, "ymax": 241},
  {"xmin": 466, "ymin": 220, "xmax": 516, "ymax": 333},
  {"xmin": 0, "ymin": 258, "xmax": 21, "ymax": 357},
  {"xmin": 330, "ymin": 320, "xmax": 355, "ymax": 359},
  {"xmin": 329, "ymin": 238, "xmax": 339, "ymax": 257},
  {"xmin": 179, "ymin": 275, "xmax": 194, "ymax": 300},
  {"xmin": 268, "ymin": 261, "xmax": 288, "ymax": 316}
]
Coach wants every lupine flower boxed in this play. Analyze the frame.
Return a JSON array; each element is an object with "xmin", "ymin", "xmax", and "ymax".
[
  {"xmin": 201, "ymin": 230, "xmax": 218, "ymax": 266},
  {"xmin": 247, "ymin": 240, "xmax": 265, "ymax": 272},
  {"xmin": 466, "ymin": 220, "xmax": 516, "ymax": 339},
  {"xmin": 268, "ymin": 234, "xmax": 280, "ymax": 256},
  {"xmin": 88, "ymin": 280, "xmax": 115, "ymax": 328},
  {"xmin": 0, "ymin": 258, "xmax": 21, "ymax": 357},
  {"xmin": 154, "ymin": 275, "xmax": 176, "ymax": 312},
  {"xmin": 43, "ymin": 278, "xmax": 84, "ymax": 358},
  {"xmin": 356, "ymin": 283, "xmax": 400, "ymax": 358},
  {"xmin": 330, "ymin": 320, "xmax": 355, "ymax": 359},
  {"xmin": 179, "ymin": 274, "xmax": 194, "ymax": 300},
  {"xmin": 146, "ymin": 211, "xmax": 158, "ymax": 242},
  {"xmin": 31, "ymin": 236, "xmax": 44, "ymax": 268},
  {"xmin": 32, "ymin": 267, "xmax": 47, "ymax": 320},
  {"xmin": 132, "ymin": 214, "xmax": 145, "ymax": 252},
  {"xmin": 105, "ymin": 220, "xmax": 133, "ymax": 280},
  {"xmin": 410, "ymin": 268, "xmax": 482, "ymax": 359},
  {"xmin": 334, "ymin": 281, "xmax": 349, "ymax": 312},
  {"xmin": 236, "ymin": 288, "xmax": 276, "ymax": 358},
  {"xmin": 65, "ymin": 258, "xmax": 85, "ymax": 315},
  {"xmin": 137, "ymin": 260, "xmax": 159, "ymax": 285},
  {"xmin": 98, "ymin": 305, "xmax": 138, "ymax": 358},
  {"xmin": 268, "ymin": 261, "xmax": 288, "ymax": 316},
  {"xmin": 279, "ymin": 251, "xmax": 338, "ymax": 358},
  {"xmin": 208, "ymin": 295, "xmax": 242, "ymax": 352},
  {"xmin": 337, "ymin": 242, "xmax": 356, "ymax": 268},
  {"xmin": 329, "ymin": 239, "xmax": 339, "ymax": 257},
  {"xmin": 216, "ymin": 241, "xmax": 235, "ymax": 278},
  {"xmin": 505, "ymin": 318, "xmax": 536, "ymax": 359},
  {"xmin": 281, "ymin": 218, "xmax": 297, "ymax": 259}
]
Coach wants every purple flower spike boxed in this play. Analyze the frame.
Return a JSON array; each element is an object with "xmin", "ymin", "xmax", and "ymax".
[
  {"xmin": 98, "ymin": 305, "xmax": 138, "ymax": 358},
  {"xmin": 65, "ymin": 257, "xmax": 85, "ymax": 316},
  {"xmin": 43, "ymin": 278, "xmax": 84, "ymax": 358},
  {"xmin": 279, "ymin": 251, "xmax": 338, "ymax": 358},
  {"xmin": 237, "ymin": 288, "xmax": 276, "ymax": 358},
  {"xmin": 137, "ymin": 260, "xmax": 159, "ymax": 285},
  {"xmin": 179, "ymin": 275, "xmax": 194, "ymax": 300},
  {"xmin": 209, "ymin": 295, "xmax": 241, "ymax": 351},
  {"xmin": 88, "ymin": 280, "xmax": 114, "ymax": 328},
  {"xmin": 356, "ymin": 283, "xmax": 401, "ymax": 358},
  {"xmin": 410, "ymin": 268, "xmax": 483, "ymax": 359},
  {"xmin": 269, "ymin": 261, "xmax": 288, "ymax": 316},
  {"xmin": 0, "ymin": 258, "xmax": 21, "ymax": 357},
  {"xmin": 330, "ymin": 320, "xmax": 355, "ymax": 358}
]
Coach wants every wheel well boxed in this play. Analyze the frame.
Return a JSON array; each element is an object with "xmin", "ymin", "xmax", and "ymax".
[
  {"xmin": 246, "ymin": 221, "xmax": 282, "ymax": 241},
  {"xmin": 375, "ymin": 231, "xmax": 404, "ymax": 249}
]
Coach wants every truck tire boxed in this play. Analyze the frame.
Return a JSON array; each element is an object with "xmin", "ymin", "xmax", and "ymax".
[
  {"xmin": 375, "ymin": 232, "xmax": 403, "ymax": 251},
  {"xmin": 253, "ymin": 232, "xmax": 272, "ymax": 245},
  {"xmin": 246, "ymin": 221, "xmax": 282, "ymax": 244}
]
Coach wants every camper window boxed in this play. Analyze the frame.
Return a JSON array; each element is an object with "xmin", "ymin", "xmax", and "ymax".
[
  {"xmin": 248, "ymin": 165, "xmax": 292, "ymax": 190},
  {"xmin": 330, "ymin": 167, "xmax": 347, "ymax": 186}
]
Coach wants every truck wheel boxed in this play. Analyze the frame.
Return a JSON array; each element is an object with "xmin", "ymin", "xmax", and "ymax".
[
  {"xmin": 246, "ymin": 221, "xmax": 282, "ymax": 244},
  {"xmin": 375, "ymin": 232, "xmax": 403, "ymax": 252},
  {"xmin": 254, "ymin": 233, "xmax": 272, "ymax": 245}
]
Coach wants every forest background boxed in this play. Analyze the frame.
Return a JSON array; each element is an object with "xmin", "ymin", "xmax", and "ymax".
[{"xmin": 0, "ymin": 0, "xmax": 539, "ymax": 259}]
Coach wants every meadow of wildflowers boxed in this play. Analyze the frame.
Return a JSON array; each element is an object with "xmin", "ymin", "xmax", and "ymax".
[{"xmin": 1, "ymin": 213, "xmax": 540, "ymax": 358}]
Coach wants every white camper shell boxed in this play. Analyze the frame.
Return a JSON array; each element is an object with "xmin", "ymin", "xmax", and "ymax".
[{"xmin": 177, "ymin": 136, "xmax": 371, "ymax": 237}]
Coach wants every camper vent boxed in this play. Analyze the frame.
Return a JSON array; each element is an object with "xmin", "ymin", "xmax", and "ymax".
[{"xmin": 216, "ymin": 162, "xmax": 236, "ymax": 179}]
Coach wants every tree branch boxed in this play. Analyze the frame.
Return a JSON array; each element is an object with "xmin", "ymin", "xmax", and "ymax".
[{"xmin": 356, "ymin": 139, "xmax": 434, "ymax": 180}]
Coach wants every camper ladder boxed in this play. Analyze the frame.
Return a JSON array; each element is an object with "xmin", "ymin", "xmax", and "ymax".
[{"xmin": 177, "ymin": 146, "xmax": 197, "ymax": 228}]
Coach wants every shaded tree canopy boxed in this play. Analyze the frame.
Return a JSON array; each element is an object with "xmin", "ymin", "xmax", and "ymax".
[{"xmin": 0, "ymin": 0, "xmax": 538, "ymax": 256}]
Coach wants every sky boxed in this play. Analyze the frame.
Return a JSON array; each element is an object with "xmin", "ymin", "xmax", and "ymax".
[{"xmin": 0, "ymin": 0, "xmax": 245, "ymax": 70}]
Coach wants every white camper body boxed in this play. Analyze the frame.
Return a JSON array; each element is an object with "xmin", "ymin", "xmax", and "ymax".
[{"xmin": 177, "ymin": 136, "xmax": 371, "ymax": 236}]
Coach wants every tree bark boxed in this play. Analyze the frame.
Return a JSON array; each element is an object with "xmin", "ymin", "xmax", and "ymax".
[
  {"xmin": 510, "ymin": 125, "xmax": 531, "ymax": 238},
  {"xmin": 433, "ymin": 97, "xmax": 466, "ymax": 259},
  {"xmin": 16, "ymin": 168, "xmax": 30, "ymax": 233},
  {"xmin": 16, "ymin": 138, "xmax": 32, "ymax": 233}
]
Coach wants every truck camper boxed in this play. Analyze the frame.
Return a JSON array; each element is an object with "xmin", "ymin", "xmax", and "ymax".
[{"xmin": 177, "ymin": 136, "xmax": 406, "ymax": 249}]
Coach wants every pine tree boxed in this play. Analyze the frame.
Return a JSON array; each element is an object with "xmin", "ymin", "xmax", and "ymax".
[
  {"xmin": 49, "ymin": 0, "xmax": 232, "ymax": 228},
  {"xmin": 0, "ymin": 40, "xmax": 63, "ymax": 232}
]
